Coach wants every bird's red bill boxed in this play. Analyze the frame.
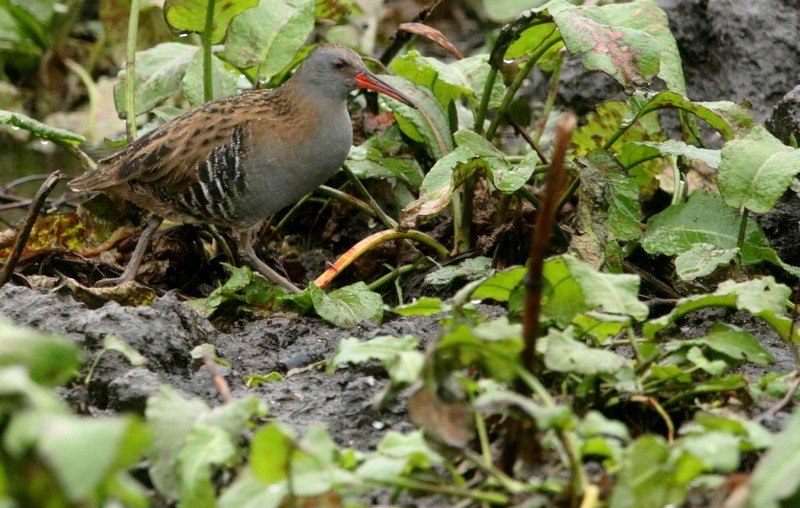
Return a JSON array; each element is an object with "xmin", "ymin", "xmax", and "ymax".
[{"xmin": 355, "ymin": 71, "xmax": 416, "ymax": 107}]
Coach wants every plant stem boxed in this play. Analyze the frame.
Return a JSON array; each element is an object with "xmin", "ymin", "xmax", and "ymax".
[
  {"xmin": 486, "ymin": 37, "xmax": 560, "ymax": 141},
  {"xmin": 474, "ymin": 67, "xmax": 497, "ymax": 135},
  {"xmin": 125, "ymin": 0, "xmax": 141, "ymax": 140},
  {"xmin": 452, "ymin": 177, "xmax": 474, "ymax": 254},
  {"xmin": 63, "ymin": 59, "xmax": 98, "ymax": 139},
  {"xmin": 736, "ymin": 207, "xmax": 749, "ymax": 250},
  {"xmin": 341, "ymin": 164, "xmax": 398, "ymax": 229},
  {"xmin": 203, "ymin": 0, "xmax": 215, "ymax": 102},
  {"xmin": 534, "ymin": 50, "xmax": 564, "ymax": 144},
  {"xmin": 376, "ymin": 477, "xmax": 507, "ymax": 505},
  {"xmin": 367, "ymin": 262, "xmax": 419, "ymax": 291},
  {"xmin": 315, "ymin": 185, "xmax": 377, "ymax": 218}
]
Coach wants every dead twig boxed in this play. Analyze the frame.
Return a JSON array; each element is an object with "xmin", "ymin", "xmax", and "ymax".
[
  {"xmin": 202, "ymin": 352, "xmax": 233, "ymax": 404},
  {"xmin": 379, "ymin": 0, "xmax": 444, "ymax": 66},
  {"xmin": 0, "ymin": 171, "xmax": 63, "ymax": 287}
]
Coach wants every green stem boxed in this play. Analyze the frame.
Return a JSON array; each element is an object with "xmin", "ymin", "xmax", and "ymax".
[
  {"xmin": 63, "ymin": 58, "xmax": 98, "ymax": 140},
  {"xmin": 374, "ymin": 477, "xmax": 507, "ymax": 505},
  {"xmin": 474, "ymin": 67, "xmax": 498, "ymax": 136},
  {"xmin": 736, "ymin": 207, "xmax": 749, "ymax": 250},
  {"xmin": 316, "ymin": 185, "xmax": 376, "ymax": 217},
  {"xmin": 452, "ymin": 176, "xmax": 474, "ymax": 254},
  {"xmin": 555, "ymin": 175, "xmax": 580, "ymax": 213},
  {"xmin": 486, "ymin": 38, "xmax": 560, "ymax": 141},
  {"xmin": 203, "ymin": 0, "xmax": 215, "ymax": 102},
  {"xmin": 367, "ymin": 262, "xmax": 419, "ymax": 291},
  {"xmin": 125, "ymin": 0, "xmax": 141, "ymax": 140},
  {"xmin": 341, "ymin": 164, "xmax": 398, "ymax": 229},
  {"xmin": 534, "ymin": 50, "xmax": 564, "ymax": 144}
]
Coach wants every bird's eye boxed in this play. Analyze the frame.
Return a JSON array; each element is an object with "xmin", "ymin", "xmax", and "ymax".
[{"xmin": 333, "ymin": 59, "xmax": 347, "ymax": 70}]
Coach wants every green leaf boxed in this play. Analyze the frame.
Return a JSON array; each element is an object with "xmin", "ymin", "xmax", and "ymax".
[
  {"xmin": 182, "ymin": 50, "xmax": 239, "ymax": 107},
  {"xmin": 391, "ymin": 297, "xmax": 451, "ymax": 317},
  {"xmin": 0, "ymin": 109, "xmax": 85, "ymax": 146},
  {"xmin": 623, "ymin": 91, "xmax": 735, "ymax": 142},
  {"xmin": 328, "ymin": 335, "xmax": 422, "ymax": 385},
  {"xmin": 718, "ymin": 125, "xmax": 800, "ymax": 213},
  {"xmin": 0, "ymin": 319, "xmax": 82, "ymax": 386},
  {"xmin": 250, "ymin": 422, "xmax": 295, "ymax": 485},
  {"xmin": 103, "ymin": 335, "xmax": 146, "ymax": 367},
  {"xmin": 644, "ymin": 277, "xmax": 793, "ymax": 340},
  {"xmin": 481, "ymin": 0, "xmax": 550, "ymax": 23},
  {"xmin": 543, "ymin": 329, "xmax": 629, "ymax": 375},
  {"xmin": 609, "ymin": 436, "xmax": 695, "ymax": 508},
  {"xmin": 598, "ymin": 0, "xmax": 685, "ymax": 94},
  {"xmin": 673, "ymin": 323, "xmax": 773, "ymax": 366},
  {"xmin": 346, "ymin": 134, "xmax": 424, "ymax": 189},
  {"xmin": 620, "ymin": 140, "xmax": 721, "ymax": 170},
  {"xmin": 177, "ymin": 425, "xmax": 237, "ymax": 508},
  {"xmin": 164, "ymin": 0, "xmax": 258, "ymax": 44},
  {"xmin": 114, "ymin": 42, "xmax": 198, "ymax": 117},
  {"xmin": 357, "ymin": 431, "xmax": 442, "ymax": 481},
  {"xmin": 379, "ymin": 75, "xmax": 454, "ymax": 160},
  {"xmin": 38, "ymin": 415, "xmax": 149, "ymax": 503},
  {"xmin": 642, "ymin": 191, "xmax": 800, "ymax": 279},
  {"xmin": 471, "ymin": 266, "xmax": 526, "ymax": 302},
  {"xmin": 747, "ymin": 408, "xmax": 800, "ymax": 508},
  {"xmin": 563, "ymin": 255, "xmax": 648, "ymax": 320},
  {"xmin": 435, "ymin": 319, "xmax": 523, "ymax": 383},
  {"xmin": 218, "ymin": 471, "xmax": 286, "ymax": 508},
  {"xmin": 424, "ymin": 256, "xmax": 495, "ymax": 286},
  {"xmin": 391, "ymin": 50, "xmax": 472, "ymax": 108},
  {"xmin": 309, "ymin": 282, "xmax": 383, "ymax": 327},
  {"xmin": 223, "ymin": 0, "xmax": 315, "ymax": 82},
  {"xmin": 551, "ymin": 1, "xmax": 660, "ymax": 91}
]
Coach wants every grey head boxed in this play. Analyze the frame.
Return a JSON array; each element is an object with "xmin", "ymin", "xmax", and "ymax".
[{"xmin": 292, "ymin": 44, "xmax": 415, "ymax": 106}]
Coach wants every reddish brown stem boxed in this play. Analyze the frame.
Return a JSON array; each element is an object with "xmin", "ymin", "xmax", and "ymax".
[{"xmin": 521, "ymin": 114, "xmax": 576, "ymax": 373}]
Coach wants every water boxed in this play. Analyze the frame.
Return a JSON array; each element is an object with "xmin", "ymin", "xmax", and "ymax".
[{"xmin": 0, "ymin": 134, "xmax": 85, "ymax": 226}]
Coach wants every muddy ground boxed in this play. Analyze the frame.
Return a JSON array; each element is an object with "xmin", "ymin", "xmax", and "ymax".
[{"xmin": 1, "ymin": 0, "xmax": 800, "ymax": 482}]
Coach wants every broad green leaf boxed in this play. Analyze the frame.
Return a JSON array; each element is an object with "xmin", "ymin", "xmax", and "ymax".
[
  {"xmin": 599, "ymin": 0, "xmax": 685, "ymax": 94},
  {"xmin": 424, "ymin": 256, "xmax": 494, "ymax": 285},
  {"xmin": 250, "ymin": 422, "xmax": 296, "ymax": 485},
  {"xmin": 663, "ymin": 323, "xmax": 773, "ymax": 366},
  {"xmin": 38, "ymin": 415, "xmax": 149, "ymax": 503},
  {"xmin": 609, "ymin": 436, "xmax": 697, "ymax": 508},
  {"xmin": 471, "ymin": 266, "xmax": 526, "ymax": 302},
  {"xmin": 114, "ymin": 42, "xmax": 198, "ymax": 117},
  {"xmin": 571, "ymin": 312, "xmax": 631, "ymax": 343},
  {"xmin": 379, "ymin": 75, "xmax": 454, "ymax": 159},
  {"xmin": 686, "ymin": 412, "xmax": 772, "ymax": 451},
  {"xmin": 224, "ymin": 0, "xmax": 314, "ymax": 82},
  {"xmin": 746, "ymin": 409, "xmax": 800, "ymax": 508},
  {"xmin": 473, "ymin": 385, "xmax": 575, "ymax": 430},
  {"xmin": 643, "ymin": 277, "xmax": 793, "ymax": 340},
  {"xmin": 619, "ymin": 140, "xmax": 721, "ymax": 170},
  {"xmin": 346, "ymin": 134, "xmax": 424, "ymax": 189},
  {"xmin": 391, "ymin": 50, "xmax": 473, "ymax": 108},
  {"xmin": 621, "ymin": 91, "xmax": 735, "ymax": 144},
  {"xmin": 552, "ymin": 1, "xmax": 660, "ymax": 91},
  {"xmin": 563, "ymin": 255, "xmax": 648, "ymax": 320},
  {"xmin": 449, "ymin": 55, "xmax": 506, "ymax": 109},
  {"xmin": 505, "ymin": 21, "xmax": 563, "ymax": 61},
  {"xmin": 218, "ymin": 471, "xmax": 286, "ymax": 508},
  {"xmin": 674, "ymin": 431, "xmax": 741, "ymax": 472},
  {"xmin": 164, "ymin": 0, "xmax": 258, "ymax": 44},
  {"xmin": 455, "ymin": 129, "xmax": 529, "ymax": 192},
  {"xmin": 182, "ymin": 50, "xmax": 239, "ymax": 107},
  {"xmin": 177, "ymin": 425, "xmax": 237, "ymax": 508},
  {"xmin": 572, "ymin": 100, "xmax": 664, "ymax": 156},
  {"xmin": 391, "ymin": 297, "xmax": 451, "ymax": 316},
  {"xmin": 0, "ymin": 319, "xmax": 82, "ymax": 386},
  {"xmin": 0, "ymin": 110, "xmax": 85, "ymax": 146},
  {"xmin": 543, "ymin": 329, "xmax": 628, "ymax": 375},
  {"xmin": 718, "ymin": 125, "xmax": 800, "ymax": 213},
  {"xmin": 328, "ymin": 335, "xmax": 422, "ymax": 385},
  {"xmin": 309, "ymin": 282, "xmax": 383, "ymax": 327},
  {"xmin": 642, "ymin": 191, "xmax": 800, "ymax": 279},
  {"xmin": 435, "ymin": 319, "xmax": 523, "ymax": 382}
]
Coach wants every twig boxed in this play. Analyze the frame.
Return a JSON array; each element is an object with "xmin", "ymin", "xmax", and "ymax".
[
  {"xmin": 507, "ymin": 116, "xmax": 549, "ymax": 166},
  {"xmin": 0, "ymin": 171, "xmax": 63, "ymax": 287},
  {"xmin": 202, "ymin": 352, "xmax": 233, "ymax": 404},
  {"xmin": 756, "ymin": 374, "xmax": 800, "ymax": 421}
]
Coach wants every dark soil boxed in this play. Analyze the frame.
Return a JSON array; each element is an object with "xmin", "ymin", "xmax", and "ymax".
[{"xmin": 1, "ymin": 0, "xmax": 799, "ymax": 493}]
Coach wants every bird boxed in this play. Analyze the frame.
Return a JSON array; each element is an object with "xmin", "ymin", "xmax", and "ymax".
[{"xmin": 69, "ymin": 44, "xmax": 415, "ymax": 293}]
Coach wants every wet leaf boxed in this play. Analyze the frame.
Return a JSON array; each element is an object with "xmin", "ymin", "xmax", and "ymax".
[
  {"xmin": 309, "ymin": 282, "xmax": 383, "ymax": 327},
  {"xmin": 164, "ymin": 0, "xmax": 258, "ymax": 44},
  {"xmin": 718, "ymin": 125, "xmax": 800, "ymax": 214},
  {"xmin": 0, "ymin": 110, "xmax": 85, "ymax": 146},
  {"xmin": 223, "ymin": 0, "xmax": 314, "ymax": 82},
  {"xmin": 424, "ymin": 256, "xmax": 494, "ymax": 285}
]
